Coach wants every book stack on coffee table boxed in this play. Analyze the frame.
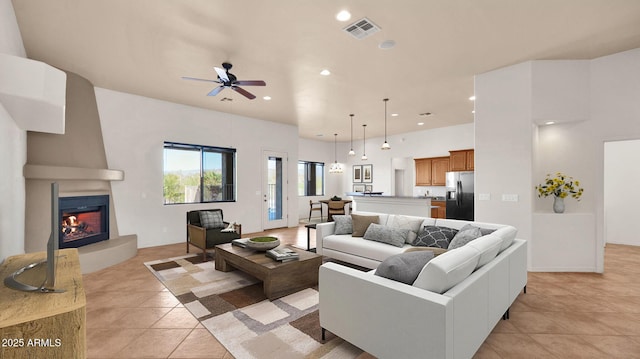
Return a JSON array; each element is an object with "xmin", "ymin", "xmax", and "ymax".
[
  {"xmin": 231, "ymin": 238, "xmax": 248, "ymax": 248},
  {"xmin": 266, "ymin": 248, "xmax": 299, "ymax": 262}
]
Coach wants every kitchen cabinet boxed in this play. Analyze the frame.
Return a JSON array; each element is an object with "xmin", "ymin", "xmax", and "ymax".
[
  {"xmin": 431, "ymin": 157, "xmax": 449, "ymax": 186},
  {"xmin": 449, "ymin": 149, "xmax": 474, "ymax": 171},
  {"xmin": 415, "ymin": 158, "xmax": 432, "ymax": 186},
  {"xmin": 431, "ymin": 200, "xmax": 446, "ymax": 219},
  {"xmin": 415, "ymin": 157, "xmax": 449, "ymax": 186}
]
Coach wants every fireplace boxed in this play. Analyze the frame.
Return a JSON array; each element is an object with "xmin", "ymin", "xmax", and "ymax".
[{"xmin": 59, "ymin": 195, "xmax": 109, "ymax": 248}]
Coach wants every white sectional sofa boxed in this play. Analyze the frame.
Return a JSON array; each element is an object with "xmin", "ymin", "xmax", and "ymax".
[
  {"xmin": 317, "ymin": 212, "xmax": 527, "ymax": 359},
  {"xmin": 316, "ymin": 211, "xmax": 516, "ymax": 269}
]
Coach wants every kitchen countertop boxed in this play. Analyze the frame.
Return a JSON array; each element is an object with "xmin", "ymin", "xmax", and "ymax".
[
  {"xmin": 347, "ymin": 194, "xmax": 434, "ymax": 217},
  {"xmin": 346, "ymin": 192, "xmax": 445, "ymax": 200}
]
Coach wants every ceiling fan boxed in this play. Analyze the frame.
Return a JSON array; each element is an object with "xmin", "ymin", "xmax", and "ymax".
[{"xmin": 182, "ymin": 62, "xmax": 266, "ymax": 100}]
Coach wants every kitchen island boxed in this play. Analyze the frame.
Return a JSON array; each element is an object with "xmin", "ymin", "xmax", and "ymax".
[{"xmin": 347, "ymin": 193, "xmax": 433, "ymax": 217}]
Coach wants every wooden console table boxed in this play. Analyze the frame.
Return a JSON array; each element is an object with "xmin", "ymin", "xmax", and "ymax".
[{"xmin": 0, "ymin": 249, "xmax": 86, "ymax": 358}]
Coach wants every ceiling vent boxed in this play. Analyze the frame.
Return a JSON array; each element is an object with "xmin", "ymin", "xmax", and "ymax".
[{"xmin": 343, "ymin": 18, "xmax": 380, "ymax": 39}]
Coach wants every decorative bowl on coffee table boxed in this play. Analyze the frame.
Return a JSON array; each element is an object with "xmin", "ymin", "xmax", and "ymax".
[{"xmin": 246, "ymin": 236, "xmax": 280, "ymax": 251}]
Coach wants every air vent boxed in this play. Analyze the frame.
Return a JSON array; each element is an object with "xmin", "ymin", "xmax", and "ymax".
[{"xmin": 343, "ymin": 17, "xmax": 380, "ymax": 39}]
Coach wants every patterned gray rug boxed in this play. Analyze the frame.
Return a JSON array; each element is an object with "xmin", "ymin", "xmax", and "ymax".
[{"xmin": 144, "ymin": 254, "xmax": 364, "ymax": 359}]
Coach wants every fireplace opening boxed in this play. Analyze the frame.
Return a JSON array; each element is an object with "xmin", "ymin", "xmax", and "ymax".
[{"xmin": 59, "ymin": 195, "xmax": 109, "ymax": 248}]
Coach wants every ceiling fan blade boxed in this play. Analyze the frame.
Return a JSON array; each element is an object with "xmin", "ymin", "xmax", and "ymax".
[
  {"xmin": 231, "ymin": 86, "xmax": 256, "ymax": 100},
  {"xmin": 214, "ymin": 67, "xmax": 229, "ymax": 82},
  {"xmin": 182, "ymin": 76, "xmax": 221, "ymax": 83},
  {"xmin": 207, "ymin": 86, "xmax": 225, "ymax": 96},
  {"xmin": 234, "ymin": 80, "xmax": 266, "ymax": 86}
]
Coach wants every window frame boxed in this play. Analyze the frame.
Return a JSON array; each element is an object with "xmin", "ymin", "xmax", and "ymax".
[
  {"xmin": 298, "ymin": 160, "xmax": 325, "ymax": 197},
  {"xmin": 163, "ymin": 141, "xmax": 237, "ymax": 205}
]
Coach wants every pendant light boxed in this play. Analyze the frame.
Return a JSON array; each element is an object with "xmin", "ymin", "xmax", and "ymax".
[
  {"xmin": 348, "ymin": 114, "xmax": 355, "ymax": 156},
  {"xmin": 361, "ymin": 124, "xmax": 368, "ymax": 161},
  {"xmin": 329, "ymin": 133, "xmax": 343, "ymax": 173},
  {"xmin": 381, "ymin": 98, "xmax": 391, "ymax": 150}
]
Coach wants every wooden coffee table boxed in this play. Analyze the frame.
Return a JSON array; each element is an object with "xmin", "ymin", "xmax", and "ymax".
[{"xmin": 214, "ymin": 243, "xmax": 323, "ymax": 300}]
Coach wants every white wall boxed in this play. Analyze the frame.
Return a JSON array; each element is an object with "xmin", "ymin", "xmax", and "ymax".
[
  {"xmin": 95, "ymin": 88, "xmax": 299, "ymax": 248},
  {"xmin": 0, "ymin": 0, "xmax": 27, "ymax": 262},
  {"xmin": 604, "ymin": 141, "xmax": 640, "ymax": 245},
  {"xmin": 474, "ymin": 62, "xmax": 534, "ymax": 253},
  {"xmin": 475, "ymin": 48, "xmax": 640, "ymax": 272},
  {"xmin": 0, "ymin": 0, "xmax": 25, "ymax": 57}
]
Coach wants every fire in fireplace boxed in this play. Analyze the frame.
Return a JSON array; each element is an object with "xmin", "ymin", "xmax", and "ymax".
[{"xmin": 59, "ymin": 195, "xmax": 109, "ymax": 248}]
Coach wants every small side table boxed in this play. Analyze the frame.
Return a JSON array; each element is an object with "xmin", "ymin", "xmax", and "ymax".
[{"xmin": 305, "ymin": 223, "xmax": 317, "ymax": 252}]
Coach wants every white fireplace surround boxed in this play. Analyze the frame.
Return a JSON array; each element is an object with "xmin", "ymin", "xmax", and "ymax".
[{"xmin": 24, "ymin": 164, "xmax": 137, "ymax": 273}]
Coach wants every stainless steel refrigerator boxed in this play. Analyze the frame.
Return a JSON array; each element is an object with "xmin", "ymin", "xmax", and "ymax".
[{"xmin": 445, "ymin": 171, "xmax": 474, "ymax": 221}]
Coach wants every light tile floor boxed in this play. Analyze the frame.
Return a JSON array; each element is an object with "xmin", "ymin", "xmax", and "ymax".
[{"xmin": 84, "ymin": 225, "xmax": 640, "ymax": 358}]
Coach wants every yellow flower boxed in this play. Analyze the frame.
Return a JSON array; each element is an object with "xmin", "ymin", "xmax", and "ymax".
[{"xmin": 535, "ymin": 172, "xmax": 584, "ymax": 201}]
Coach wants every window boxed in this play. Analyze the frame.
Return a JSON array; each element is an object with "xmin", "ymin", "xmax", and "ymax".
[
  {"xmin": 298, "ymin": 161, "xmax": 324, "ymax": 196},
  {"xmin": 163, "ymin": 142, "xmax": 236, "ymax": 204}
]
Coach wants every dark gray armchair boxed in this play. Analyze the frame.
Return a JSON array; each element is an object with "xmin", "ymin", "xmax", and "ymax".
[{"xmin": 186, "ymin": 209, "xmax": 241, "ymax": 261}]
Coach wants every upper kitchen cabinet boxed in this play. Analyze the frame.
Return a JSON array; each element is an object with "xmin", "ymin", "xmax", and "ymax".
[
  {"xmin": 431, "ymin": 157, "xmax": 450, "ymax": 185},
  {"xmin": 449, "ymin": 149, "xmax": 474, "ymax": 171},
  {"xmin": 415, "ymin": 158, "xmax": 433, "ymax": 186},
  {"xmin": 415, "ymin": 156, "xmax": 449, "ymax": 186}
]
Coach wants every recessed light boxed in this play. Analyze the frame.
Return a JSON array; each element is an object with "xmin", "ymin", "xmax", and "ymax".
[
  {"xmin": 417, "ymin": 122, "xmax": 424, "ymax": 126},
  {"xmin": 469, "ymin": 96, "xmax": 476, "ymax": 101},
  {"xmin": 320, "ymin": 69, "xmax": 331, "ymax": 76},
  {"xmin": 391, "ymin": 113, "xmax": 399, "ymax": 117},
  {"xmin": 472, "ymin": 110, "xmax": 475, "ymax": 114},
  {"xmin": 316, "ymin": 134, "xmax": 324, "ymax": 137},
  {"xmin": 545, "ymin": 121, "xmax": 555, "ymax": 125},
  {"xmin": 336, "ymin": 10, "xmax": 351, "ymax": 22},
  {"xmin": 379, "ymin": 40, "xmax": 396, "ymax": 49},
  {"xmin": 263, "ymin": 96, "xmax": 271, "ymax": 101}
]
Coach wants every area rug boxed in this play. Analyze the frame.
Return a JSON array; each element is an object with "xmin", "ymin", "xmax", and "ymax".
[{"xmin": 144, "ymin": 254, "xmax": 364, "ymax": 359}]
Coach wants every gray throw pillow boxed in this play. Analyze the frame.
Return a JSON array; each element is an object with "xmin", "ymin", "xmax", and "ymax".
[
  {"xmin": 388, "ymin": 216, "xmax": 424, "ymax": 244},
  {"xmin": 375, "ymin": 251, "xmax": 435, "ymax": 284},
  {"xmin": 333, "ymin": 215, "xmax": 353, "ymax": 235},
  {"xmin": 480, "ymin": 227, "xmax": 496, "ymax": 236},
  {"xmin": 448, "ymin": 226, "xmax": 483, "ymax": 249},
  {"xmin": 363, "ymin": 223, "xmax": 408, "ymax": 247},
  {"xmin": 413, "ymin": 225, "xmax": 458, "ymax": 248},
  {"xmin": 199, "ymin": 210, "xmax": 224, "ymax": 229},
  {"xmin": 459, "ymin": 223, "xmax": 496, "ymax": 236}
]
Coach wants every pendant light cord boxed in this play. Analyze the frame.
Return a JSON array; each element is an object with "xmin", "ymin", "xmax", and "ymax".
[{"xmin": 350, "ymin": 114, "xmax": 354, "ymax": 153}]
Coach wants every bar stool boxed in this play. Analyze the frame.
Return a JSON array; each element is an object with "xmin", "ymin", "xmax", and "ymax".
[{"xmin": 309, "ymin": 200, "xmax": 323, "ymax": 222}]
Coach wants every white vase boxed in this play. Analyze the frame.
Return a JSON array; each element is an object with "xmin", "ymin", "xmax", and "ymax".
[{"xmin": 553, "ymin": 196, "xmax": 565, "ymax": 213}]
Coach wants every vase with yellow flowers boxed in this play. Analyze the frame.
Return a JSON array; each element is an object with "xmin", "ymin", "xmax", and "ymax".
[{"xmin": 535, "ymin": 172, "xmax": 584, "ymax": 213}]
